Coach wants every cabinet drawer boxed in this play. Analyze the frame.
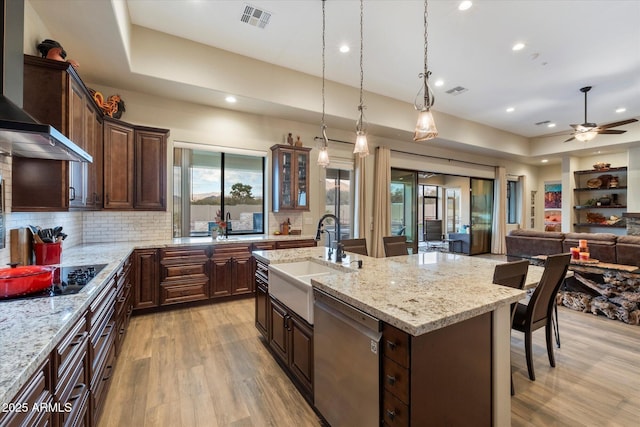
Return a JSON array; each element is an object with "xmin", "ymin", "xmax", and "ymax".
[
  {"xmin": 255, "ymin": 261, "xmax": 269, "ymax": 283},
  {"xmin": 252, "ymin": 241, "xmax": 276, "ymax": 251},
  {"xmin": 53, "ymin": 316, "xmax": 88, "ymax": 382},
  {"xmin": 382, "ymin": 324, "xmax": 410, "ymax": 368},
  {"xmin": 91, "ymin": 343, "xmax": 116, "ymax": 424},
  {"xmin": 382, "ymin": 389, "xmax": 409, "ymax": 427},
  {"xmin": 161, "ymin": 281, "xmax": 209, "ymax": 305},
  {"xmin": 382, "ymin": 357, "xmax": 409, "ymax": 404},
  {"xmin": 212, "ymin": 243, "xmax": 252, "ymax": 258},
  {"xmin": 0, "ymin": 358, "xmax": 52, "ymax": 427},
  {"xmin": 161, "ymin": 246, "xmax": 209, "ymax": 260},
  {"xmin": 163, "ymin": 263, "xmax": 207, "ymax": 278}
]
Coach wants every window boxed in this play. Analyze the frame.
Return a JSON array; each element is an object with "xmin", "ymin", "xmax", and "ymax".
[
  {"xmin": 173, "ymin": 147, "xmax": 265, "ymax": 237},
  {"xmin": 324, "ymin": 167, "xmax": 353, "ymax": 244},
  {"xmin": 507, "ymin": 180, "xmax": 518, "ymax": 224}
]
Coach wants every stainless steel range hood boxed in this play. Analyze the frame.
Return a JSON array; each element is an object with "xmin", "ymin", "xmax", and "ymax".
[{"xmin": 0, "ymin": 0, "xmax": 92, "ymax": 163}]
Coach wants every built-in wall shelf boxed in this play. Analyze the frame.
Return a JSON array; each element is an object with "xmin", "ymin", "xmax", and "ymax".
[
  {"xmin": 574, "ymin": 205, "xmax": 627, "ymax": 210},
  {"xmin": 573, "ymin": 167, "xmax": 627, "ymax": 234},
  {"xmin": 574, "ymin": 223, "xmax": 626, "ymax": 228}
]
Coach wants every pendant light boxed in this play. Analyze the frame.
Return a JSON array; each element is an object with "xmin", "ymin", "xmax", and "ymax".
[
  {"xmin": 413, "ymin": 0, "xmax": 438, "ymax": 141},
  {"xmin": 317, "ymin": 0, "xmax": 330, "ymax": 168},
  {"xmin": 353, "ymin": 0, "xmax": 369, "ymax": 158}
]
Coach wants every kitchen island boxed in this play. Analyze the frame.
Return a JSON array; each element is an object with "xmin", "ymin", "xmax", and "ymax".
[{"xmin": 254, "ymin": 248, "xmax": 539, "ymax": 426}]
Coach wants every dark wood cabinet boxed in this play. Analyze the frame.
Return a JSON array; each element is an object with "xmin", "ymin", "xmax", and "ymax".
[
  {"xmin": 0, "ymin": 358, "xmax": 53, "ymax": 427},
  {"xmin": 88, "ymin": 277, "xmax": 116, "ymax": 425},
  {"xmin": 16, "ymin": 54, "xmax": 103, "ymax": 212},
  {"xmin": 210, "ymin": 244, "xmax": 253, "ymax": 298},
  {"xmin": 53, "ymin": 313, "xmax": 90, "ymax": 427},
  {"xmin": 114, "ymin": 255, "xmax": 133, "ymax": 356},
  {"xmin": 133, "ymin": 249, "xmax": 159, "ymax": 310},
  {"xmin": 381, "ymin": 314, "xmax": 492, "ymax": 426},
  {"xmin": 135, "ymin": 127, "xmax": 168, "ymax": 210},
  {"xmin": 103, "ymin": 118, "xmax": 168, "ymax": 211},
  {"xmin": 268, "ymin": 296, "xmax": 313, "ymax": 399},
  {"xmin": 11, "ymin": 157, "xmax": 69, "ymax": 211},
  {"xmin": 159, "ymin": 246, "xmax": 210, "ymax": 305},
  {"xmin": 271, "ymin": 144, "xmax": 311, "ymax": 212},
  {"xmin": 103, "ymin": 118, "xmax": 135, "ymax": 209}
]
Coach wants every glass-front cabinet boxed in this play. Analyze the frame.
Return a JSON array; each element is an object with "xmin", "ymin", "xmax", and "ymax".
[{"xmin": 271, "ymin": 144, "xmax": 311, "ymax": 212}]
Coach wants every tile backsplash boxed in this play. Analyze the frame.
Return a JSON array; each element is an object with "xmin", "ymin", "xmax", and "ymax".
[
  {"xmin": 1, "ymin": 210, "xmax": 172, "ymax": 266},
  {"xmin": 82, "ymin": 211, "xmax": 172, "ymax": 243}
]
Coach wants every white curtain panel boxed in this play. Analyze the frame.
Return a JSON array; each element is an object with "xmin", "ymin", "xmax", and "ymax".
[
  {"xmin": 371, "ymin": 147, "xmax": 391, "ymax": 257},
  {"xmin": 492, "ymin": 166, "xmax": 507, "ymax": 254},
  {"xmin": 354, "ymin": 153, "xmax": 367, "ymax": 240}
]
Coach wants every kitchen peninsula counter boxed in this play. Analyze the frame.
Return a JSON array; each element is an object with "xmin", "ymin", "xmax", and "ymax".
[{"xmin": 0, "ymin": 235, "xmax": 316, "ymax": 409}]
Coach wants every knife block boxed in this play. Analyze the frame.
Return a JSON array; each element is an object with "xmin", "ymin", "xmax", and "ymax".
[{"xmin": 10, "ymin": 228, "xmax": 33, "ymax": 266}]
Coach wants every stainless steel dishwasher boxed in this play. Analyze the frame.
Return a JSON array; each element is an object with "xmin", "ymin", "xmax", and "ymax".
[{"xmin": 313, "ymin": 289, "xmax": 382, "ymax": 427}]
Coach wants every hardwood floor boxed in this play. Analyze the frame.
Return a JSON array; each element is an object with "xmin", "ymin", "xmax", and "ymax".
[{"xmin": 99, "ymin": 298, "xmax": 640, "ymax": 427}]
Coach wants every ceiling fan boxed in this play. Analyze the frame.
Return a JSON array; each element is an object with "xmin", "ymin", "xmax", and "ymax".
[{"xmin": 564, "ymin": 86, "xmax": 638, "ymax": 142}]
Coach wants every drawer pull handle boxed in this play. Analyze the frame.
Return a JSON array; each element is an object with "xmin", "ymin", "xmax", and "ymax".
[
  {"xmin": 386, "ymin": 340, "xmax": 396, "ymax": 350},
  {"xmin": 69, "ymin": 383, "xmax": 86, "ymax": 402},
  {"xmin": 386, "ymin": 409, "xmax": 396, "ymax": 420},
  {"xmin": 386, "ymin": 375, "xmax": 396, "ymax": 385}
]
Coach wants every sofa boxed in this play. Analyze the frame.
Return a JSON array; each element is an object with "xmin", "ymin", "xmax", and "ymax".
[{"xmin": 505, "ymin": 229, "xmax": 640, "ymax": 267}]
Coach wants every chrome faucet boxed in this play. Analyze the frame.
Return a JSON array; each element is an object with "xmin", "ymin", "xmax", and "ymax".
[
  {"xmin": 225, "ymin": 212, "xmax": 231, "ymax": 238},
  {"xmin": 315, "ymin": 214, "xmax": 344, "ymax": 261}
]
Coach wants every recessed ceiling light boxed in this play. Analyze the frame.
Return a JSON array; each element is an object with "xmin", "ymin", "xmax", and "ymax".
[
  {"xmin": 458, "ymin": 1, "xmax": 473, "ymax": 11},
  {"xmin": 547, "ymin": 123, "xmax": 556, "ymax": 128},
  {"xmin": 512, "ymin": 42, "xmax": 525, "ymax": 51},
  {"xmin": 541, "ymin": 159, "xmax": 549, "ymax": 163},
  {"xmin": 434, "ymin": 79, "xmax": 444, "ymax": 87},
  {"xmin": 225, "ymin": 95, "xmax": 237, "ymax": 103},
  {"xmin": 339, "ymin": 44, "xmax": 350, "ymax": 53},
  {"xmin": 615, "ymin": 107, "xmax": 626, "ymax": 113},
  {"xmin": 506, "ymin": 107, "xmax": 515, "ymax": 113}
]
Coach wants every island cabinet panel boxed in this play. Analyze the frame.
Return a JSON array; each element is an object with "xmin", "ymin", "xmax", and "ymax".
[
  {"xmin": 0, "ymin": 358, "xmax": 53, "ymax": 427},
  {"xmin": 88, "ymin": 276, "xmax": 117, "ymax": 425},
  {"xmin": 381, "ymin": 313, "xmax": 492, "ymax": 426},
  {"xmin": 267, "ymin": 296, "xmax": 313, "ymax": 400},
  {"xmin": 133, "ymin": 249, "xmax": 160, "ymax": 310},
  {"xmin": 254, "ymin": 258, "xmax": 270, "ymax": 338},
  {"xmin": 53, "ymin": 314, "xmax": 90, "ymax": 427},
  {"xmin": 269, "ymin": 298, "xmax": 290, "ymax": 364},
  {"xmin": 159, "ymin": 246, "xmax": 210, "ymax": 305},
  {"xmin": 289, "ymin": 314, "xmax": 314, "ymax": 393},
  {"xmin": 210, "ymin": 244, "xmax": 253, "ymax": 298}
]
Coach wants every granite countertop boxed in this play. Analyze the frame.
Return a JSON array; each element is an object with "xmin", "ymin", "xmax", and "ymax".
[
  {"xmin": 254, "ymin": 248, "xmax": 527, "ymax": 336},
  {"xmin": 0, "ymin": 234, "xmax": 315, "ymax": 407}
]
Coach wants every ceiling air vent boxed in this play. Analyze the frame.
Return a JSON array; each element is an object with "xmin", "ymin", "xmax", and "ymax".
[
  {"xmin": 535, "ymin": 120, "xmax": 551, "ymax": 126},
  {"xmin": 241, "ymin": 4, "xmax": 272, "ymax": 29},
  {"xmin": 445, "ymin": 86, "xmax": 468, "ymax": 96}
]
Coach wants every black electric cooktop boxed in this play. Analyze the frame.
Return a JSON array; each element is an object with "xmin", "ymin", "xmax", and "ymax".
[{"xmin": 3, "ymin": 264, "xmax": 108, "ymax": 300}]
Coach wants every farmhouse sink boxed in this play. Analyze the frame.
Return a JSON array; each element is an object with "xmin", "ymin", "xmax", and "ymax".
[{"xmin": 268, "ymin": 260, "xmax": 347, "ymax": 324}]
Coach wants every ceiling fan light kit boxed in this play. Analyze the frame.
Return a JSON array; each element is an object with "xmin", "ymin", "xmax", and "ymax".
[{"xmin": 565, "ymin": 86, "xmax": 638, "ymax": 143}]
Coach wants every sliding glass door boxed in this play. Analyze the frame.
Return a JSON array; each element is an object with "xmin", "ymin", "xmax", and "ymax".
[
  {"xmin": 470, "ymin": 178, "xmax": 494, "ymax": 255},
  {"xmin": 390, "ymin": 169, "xmax": 417, "ymax": 254}
]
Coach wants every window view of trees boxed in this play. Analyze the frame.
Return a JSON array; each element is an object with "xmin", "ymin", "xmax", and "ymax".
[{"xmin": 174, "ymin": 148, "xmax": 265, "ymax": 237}]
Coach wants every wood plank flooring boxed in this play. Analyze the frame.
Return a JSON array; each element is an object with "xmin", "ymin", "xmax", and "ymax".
[{"xmin": 99, "ymin": 298, "xmax": 640, "ymax": 427}]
